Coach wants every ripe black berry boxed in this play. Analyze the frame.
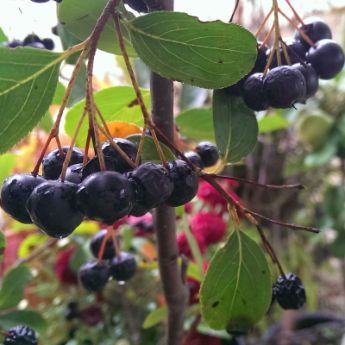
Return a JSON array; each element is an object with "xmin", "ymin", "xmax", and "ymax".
[
  {"xmin": 101, "ymin": 138, "xmax": 138, "ymax": 173},
  {"xmin": 4, "ymin": 325, "xmax": 38, "ymax": 345},
  {"xmin": 243, "ymin": 73, "xmax": 269, "ymax": 111},
  {"xmin": 65, "ymin": 163, "xmax": 83, "ymax": 184},
  {"xmin": 295, "ymin": 17, "xmax": 332, "ymax": 47},
  {"xmin": 110, "ymin": 252, "xmax": 137, "ymax": 282},
  {"xmin": 195, "ymin": 141, "xmax": 219, "ymax": 167},
  {"xmin": 5, "ymin": 40, "xmax": 23, "ymax": 48},
  {"xmin": 263, "ymin": 66, "xmax": 306, "ymax": 108},
  {"xmin": 42, "ymin": 146, "xmax": 84, "ymax": 180},
  {"xmin": 129, "ymin": 202, "xmax": 150, "ymax": 217},
  {"xmin": 306, "ymin": 39, "xmax": 345, "ymax": 79},
  {"xmin": 23, "ymin": 34, "xmax": 41, "ymax": 46},
  {"xmin": 30, "ymin": 0, "xmax": 50, "ymax": 2},
  {"xmin": 79, "ymin": 261, "xmax": 110, "ymax": 292},
  {"xmin": 128, "ymin": 162, "xmax": 174, "ymax": 209},
  {"xmin": 185, "ymin": 151, "xmax": 204, "ymax": 169},
  {"xmin": 77, "ymin": 171, "xmax": 134, "ymax": 224},
  {"xmin": 90, "ymin": 229, "xmax": 116, "ymax": 260},
  {"xmin": 272, "ymin": 273, "xmax": 306, "ymax": 309},
  {"xmin": 291, "ymin": 63, "xmax": 319, "ymax": 100},
  {"xmin": 81, "ymin": 156, "xmax": 117, "ymax": 180},
  {"xmin": 26, "ymin": 181, "xmax": 84, "ymax": 238},
  {"xmin": 42, "ymin": 38, "xmax": 54, "ymax": 50},
  {"xmin": 0, "ymin": 174, "xmax": 46, "ymax": 224},
  {"xmin": 166, "ymin": 160, "xmax": 198, "ymax": 207},
  {"xmin": 124, "ymin": 0, "xmax": 148, "ymax": 13}
]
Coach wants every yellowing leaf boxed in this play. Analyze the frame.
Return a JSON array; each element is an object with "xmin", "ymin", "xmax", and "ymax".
[{"xmin": 99, "ymin": 121, "xmax": 142, "ymax": 142}]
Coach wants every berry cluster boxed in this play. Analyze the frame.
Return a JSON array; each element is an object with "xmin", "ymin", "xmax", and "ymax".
[
  {"xmin": 4, "ymin": 325, "xmax": 37, "ymax": 345},
  {"xmin": 227, "ymin": 18, "xmax": 345, "ymax": 110},
  {"xmin": 3, "ymin": 33, "xmax": 54, "ymax": 50},
  {"xmin": 272, "ymin": 272, "xmax": 306, "ymax": 309},
  {"xmin": 79, "ymin": 229, "xmax": 137, "ymax": 291},
  {"xmin": 0, "ymin": 137, "xmax": 204, "ymax": 239}
]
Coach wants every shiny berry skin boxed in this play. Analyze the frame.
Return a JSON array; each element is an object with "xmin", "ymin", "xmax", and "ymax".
[
  {"xmin": 42, "ymin": 38, "xmax": 54, "ymax": 50},
  {"xmin": 102, "ymin": 138, "xmax": 138, "ymax": 173},
  {"xmin": 128, "ymin": 162, "xmax": 174, "ymax": 209},
  {"xmin": 263, "ymin": 66, "xmax": 306, "ymax": 108},
  {"xmin": 291, "ymin": 63, "xmax": 319, "ymax": 101},
  {"xmin": 81, "ymin": 156, "xmax": 117, "ymax": 180},
  {"xmin": 129, "ymin": 202, "xmax": 150, "ymax": 217},
  {"xmin": 243, "ymin": 73, "xmax": 269, "ymax": 111},
  {"xmin": 42, "ymin": 146, "xmax": 84, "ymax": 180},
  {"xmin": 166, "ymin": 160, "xmax": 198, "ymax": 207},
  {"xmin": 110, "ymin": 252, "xmax": 137, "ymax": 281},
  {"xmin": 185, "ymin": 151, "xmax": 204, "ymax": 169},
  {"xmin": 195, "ymin": 141, "xmax": 219, "ymax": 167},
  {"xmin": 26, "ymin": 181, "xmax": 84, "ymax": 238},
  {"xmin": 5, "ymin": 40, "xmax": 23, "ymax": 48},
  {"xmin": 76, "ymin": 171, "xmax": 134, "ymax": 224},
  {"xmin": 90, "ymin": 229, "xmax": 116, "ymax": 260},
  {"xmin": 79, "ymin": 261, "xmax": 110, "ymax": 292},
  {"xmin": 30, "ymin": 0, "xmax": 50, "ymax": 2},
  {"xmin": 4, "ymin": 325, "xmax": 38, "ymax": 345},
  {"xmin": 272, "ymin": 273, "xmax": 306, "ymax": 309},
  {"xmin": 124, "ymin": 0, "xmax": 148, "ymax": 13},
  {"xmin": 26, "ymin": 42, "xmax": 45, "ymax": 49},
  {"xmin": 0, "ymin": 174, "xmax": 45, "ymax": 223},
  {"xmin": 23, "ymin": 34, "xmax": 41, "ymax": 45},
  {"xmin": 295, "ymin": 17, "xmax": 332, "ymax": 47},
  {"xmin": 65, "ymin": 163, "xmax": 83, "ymax": 184},
  {"xmin": 306, "ymin": 39, "xmax": 345, "ymax": 79}
]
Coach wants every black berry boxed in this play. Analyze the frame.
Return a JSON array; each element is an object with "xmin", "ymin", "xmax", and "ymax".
[
  {"xmin": 306, "ymin": 39, "xmax": 345, "ymax": 79},
  {"xmin": 272, "ymin": 273, "xmax": 306, "ymax": 309},
  {"xmin": 23, "ymin": 34, "xmax": 41, "ymax": 45},
  {"xmin": 30, "ymin": 0, "xmax": 50, "ymax": 2},
  {"xmin": 65, "ymin": 163, "xmax": 83, "ymax": 184},
  {"xmin": 110, "ymin": 252, "xmax": 137, "ymax": 282},
  {"xmin": 42, "ymin": 38, "xmax": 54, "ymax": 50},
  {"xmin": 26, "ymin": 181, "xmax": 84, "ymax": 238},
  {"xmin": 128, "ymin": 162, "xmax": 174, "ymax": 209},
  {"xmin": 4, "ymin": 325, "xmax": 38, "ymax": 345},
  {"xmin": 0, "ymin": 174, "xmax": 46, "ymax": 223},
  {"xmin": 77, "ymin": 171, "xmax": 134, "ymax": 224},
  {"xmin": 129, "ymin": 202, "xmax": 150, "ymax": 217},
  {"xmin": 263, "ymin": 66, "xmax": 306, "ymax": 108},
  {"xmin": 81, "ymin": 156, "xmax": 117, "ymax": 180},
  {"xmin": 42, "ymin": 146, "xmax": 84, "ymax": 180},
  {"xmin": 26, "ymin": 42, "xmax": 45, "ymax": 49},
  {"xmin": 195, "ymin": 141, "xmax": 219, "ymax": 167},
  {"xmin": 90, "ymin": 229, "xmax": 116, "ymax": 260},
  {"xmin": 64, "ymin": 302, "xmax": 79, "ymax": 321},
  {"xmin": 124, "ymin": 0, "xmax": 148, "ymax": 13},
  {"xmin": 185, "ymin": 151, "xmax": 204, "ymax": 169},
  {"xmin": 166, "ymin": 160, "xmax": 198, "ymax": 207},
  {"xmin": 101, "ymin": 138, "xmax": 138, "ymax": 173},
  {"xmin": 243, "ymin": 73, "xmax": 269, "ymax": 111},
  {"xmin": 79, "ymin": 261, "xmax": 110, "ymax": 292},
  {"xmin": 295, "ymin": 17, "xmax": 332, "ymax": 47},
  {"xmin": 291, "ymin": 63, "xmax": 319, "ymax": 101}
]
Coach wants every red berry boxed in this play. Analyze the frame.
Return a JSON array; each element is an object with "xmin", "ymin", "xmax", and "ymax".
[
  {"xmin": 54, "ymin": 247, "xmax": 78, "ymax": 285},
  {"xmin": 79, "ymin": 305, "xmax": 103, "ymax": 326}
]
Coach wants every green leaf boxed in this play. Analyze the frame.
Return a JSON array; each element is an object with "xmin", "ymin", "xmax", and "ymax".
[
  {"xmin": 69, "ymin": 246, "xmax": 88, "ymax": 273},
  {"xmin": 124, "ymin": 12, "xmax": 257, "ymax": 89},
  {"xmin": 52, "ymin": 82, "xmax": 66, "ymax": 105},
  {"xmin": 0, "ymin": 266, "xmax": 33, "ymax": 310},
  {"xmin": 18, "ymin": 234, "xmax": 46, "ymax": 259},
  {"xmin": 258, "ymin": 115, "xmax": 289, "ymax": 134},
  {"xmin": 0, "ymin": 28, "xmax": 8, "ymax": 44},
  {"xmin": 57, "ymin": 0, "xmax": 136, "ymax": 56},
  {"xmin": 0, "ymin": 153, "xmax": 17, "ymax": 185},
  {"xmin": 176, "ymin": 108, "xmax": 215, "ymax": 142},
  {"xmin": 68, "ymin": 62, "xmax": 87, "ymax": 106},
  {"xmin": 38, "ymin": 112, "xmax": 53, "ymax": 133},
  {"xmin": 200, "ymin": 230, "xmax": 271, "ymax": 332},
  {"xmin": 65, "ymin": 86, "xmax": 150, "ymax": 147},
  {"xmin": 0, "ymin": 310, "xmax": 47, "ymax": 334},
  {"xmin": 127, "ymin": 135, "xmax": 175, "ymax": 163},
  {"xmin": 213, "ymin": 91, "xmax": 258, "ymax": 163},
  {"xmin": 0, "ymin": 47, "xmax": 61, "ymax": 153},
  {"xmin": 0, "ymin": 232, "xmax": 5, "ymax": 263},
  {"xmin": 142, "ymin": 307, "xmax": 167, "ymax": 329}
]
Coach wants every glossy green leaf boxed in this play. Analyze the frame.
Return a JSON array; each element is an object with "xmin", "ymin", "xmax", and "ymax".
[
  {"xmin": 68, "ymin": 62, "xmax": 86, "ymax": 106},
  {"xmin": 143, "ymin": 307, "xmax": 167, "ymax": 329},
  {"xmin": 213, "ymin": 90, "xmax": 258, "ymax": 163},
  {"xmin": 0, "ymin": 266, "xmax": 33, "ymax": 310},
  {"xmin": 0, "ymin": 153, "xmax": 17, "ymax": 185},
  {"xmin": 0, "ymin": 310, "xmax": 47, "ymax": 334},
  {"xmin": 65, "ymin": 86, "xmax": 150, "ymax": 146},
  {"xmin": 52, "ymin": 82, "xmax": 66, "ymax": 105},
  {"xmin": 200, "ymin": 230, "xmax": 271, "ymax": 332},
  {"xmin": 0, "ymin": 232, "xmax": 5, "ymax": 263},
  {"xmin": 0, "ymin": 28, "xmax": 8, "ymax": 44},
  {"xmin": 176, "ymin": 108, "xmax": 215, "ymax": 142},
  {"xmin": 57, "ymin": 0, "xmax": 136, "ymax": 56},
  {"xmin": 127, "ymin": 135, "xmax": 175, "ymax": 163},
  {"xmin": 124, "ymin": 12, "xmax": 257, "ymax": 89},
  {"xmin": 38, "ymin": 112, "xmax": 53, "ymax": 133},
  {"xmin": 258, "ymin": 115, "xmax": 289, "ymax": 134},
  {"xmin": 0, "ymin": 47, "xmax": 61, "ymax": 153}
]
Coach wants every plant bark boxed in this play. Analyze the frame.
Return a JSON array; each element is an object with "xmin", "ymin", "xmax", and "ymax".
[{"xmin": 150, "ymin": 2, "xmax": 187, "ymax": 345}]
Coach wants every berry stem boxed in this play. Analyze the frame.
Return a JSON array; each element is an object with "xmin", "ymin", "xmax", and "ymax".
[
  {"xmin": 97, "ymin": 229, "xmax": 112, "ymax": 263},
  {"xmin": 284, "ymin": 0, "xmax": 305, "ymax": 26},
  {"xmin": 260, "ymin": 22, "xmax": 275, "ymax": 49},
  {"xmin": 281, "ymin": 40, "xmax": 292, "ymax": 65},
  {"xmin": 272, "ymin": 0, "xmax": 282, "ymax": 66},
  {"xmin": 135, "ymin": 124, "xmax": 147, "ymax": 166},
  {"xmin": 83, "ymin": 128, "xmax": 92, "ymax": 166},
  {"xmin": 255, "ymin": 7, "xmax": 273, "ymax": 38},
  {"xmin": 229, "ymin": 0, "xmax": 240, "ymax": 22}
]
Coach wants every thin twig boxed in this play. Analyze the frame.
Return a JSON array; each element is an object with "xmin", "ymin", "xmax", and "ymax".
[
  {"xmin": 229, "ymin": 0, "xmax": 240, "ymax": 22},
  {"xmin": 256, "ymin": 7, "xmax": 273, "ymax": 38}
]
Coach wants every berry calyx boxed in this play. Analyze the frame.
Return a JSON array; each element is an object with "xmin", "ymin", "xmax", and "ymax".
[
  {"xmin": 166, "ymin": 160, "xmax": 199, "ymax": 207},
  {"xmin": 272, "ymin": 273, "xmax": 306, "ymax": 309},
  {"xmin": 42, "ymin": 146, "xmax": 84, "ymax": 180},
  {"xmin": 77, "ymin": 171, "xmax": 134, "ymax": 224},
  {"xmin": 243, "ymin": 73, "xmax": 269, "ymax": 111},
  {"xmin": 26, "ymin": 181, "xmax": 84, "ymax": 238},
  {"xmin": 65, "ymin": 163, "xmax": 83, "ymax": 184},
  {"xmin": 0, "ymin": 174, "xmax": 45, "ymax": 223},
  {"xmin": 306, "ymin": 39, "xmax": 345, "ymax": 80},
  {"xmin": 195, "ymin": 141, "xmax": 219, "ymax": 167},
  {"xmin": 79, "ymin": 261, "xmax": 110, "ymax": 292},
  {"xmin": 90, "ymin": 229, "xmax": 116, "ymax": 260},
  {"xmin": 4, "ymin": 325, "xmax": 38, "ymax": 345},
  {"xmin": 110, "ymin": 252, "xmax": 137, "ymax": 282}
]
